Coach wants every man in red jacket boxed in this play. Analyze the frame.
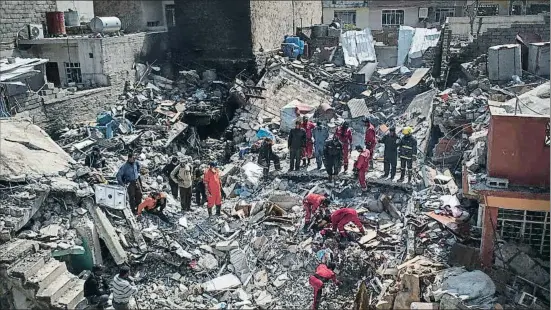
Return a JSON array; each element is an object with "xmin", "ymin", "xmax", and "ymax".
[
  {"xmin": 363, "ymin": 117, "xmax": 376, "ymax": 161},
  {"xmin": 354, "ymin": 145, "xmax": 371, "ymax": 191},
  {"xmin": 335, "ymin": 122, "xmax": 353, "ymax": 172},
  {"xmin": 303, "ymin": 193, "xmax": 331, "ymax": 232},
  {"xmin": 330, "ymin": 208, "xmax": 366, "ymax": 239},
  {"xmin": 309, "ymin": 262, "xmax": 341, "ymax": 310},
  {"xmin": 301, "ymin": 116, "xmax": 316, "ymax": 167}
]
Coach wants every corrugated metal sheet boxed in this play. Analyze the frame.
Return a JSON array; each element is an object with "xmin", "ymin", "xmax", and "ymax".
[
  {"xmin": 341, "ymin": 29, "xmax": 377, "ymax": 67},
  {"xmin": 391, "ymin": 68, "xmax": 430, "ymax": 90},
  {"xmin": 346, "ymin": 98, "xmax": 369, "ymax": 119},
  {"xmin": 0, "ymin": 57, "xmax": 49, "ymax": 82}
]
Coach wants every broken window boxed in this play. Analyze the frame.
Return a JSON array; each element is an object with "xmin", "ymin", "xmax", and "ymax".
[
  {"xmin": 64, "ymin": 62, "xmax": 82, "ymax": 85},
  {"xmin": 435, "ymin": 8, "xmax": 455, "ymax": 24},
  {"xmin": 382, "ymin": 10, "xmax": 404, "ymax": 26},
  {"xmin": 477, "ymin": 4, "xmax": 499, "ymax": 16},
  {"xmin": 546, "ymin": 121, "xmax": 550, "ymax": 146},
  {"xmin": 165, "ymin": 4, "xmax": 176, "ymax": 27},
  {"xmin": 334, "ymin": 11, "xmax": 356, "ymax": 25}
]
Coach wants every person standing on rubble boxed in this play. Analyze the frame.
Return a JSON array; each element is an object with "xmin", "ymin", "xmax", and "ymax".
[
  {"xmin": 193, "ymin": 160, "xmax": 207, "ymax": 206},
  {"xmin": 312, "ymin": 121, "xmax": 329, "ymax": 170},
  {"xmin": 363, "ymin": 117, "xmax": 377, "ymax": 163},
  {"xmin": 397, "ymin": 126, "xmax": 417, "ymax": 183},
  {"xmin": 85, "ymin": 146, "xmax": 106, "ymax": 169},
  {"xmin": 335, "ymin": 122, "xmax": 353, "ymax": 172},
  {"xmin": 117, "ymin": 152, "xmax": 142, "ymax": 213},
  {"xmin": 288, "ymin": 120, "xmax": 307, "ymax": 171},
  {"xmin": 323, "ymin": 135, "xmax": 342, "ymax": 182},
  {"xmin": 170, "ymin": 157, "xmax": 193, "ymax": 212},
  {"xmin": 111, "ymin": 266, "xmax": 137, "ymax": 310},
  {"xmin": 258, "ymin": 137, "xmax": 281, "ymax": 177},
  {"xmin": 301, "ymin": 116, "xmax": 316, "ymax": 167},
  {"xmin": 303, "ymin": 193, "xmax": 331, "ymax": 232},
  {"xmin": 353, "ymin": 145, "xmax": 371, "ymax": 191},
  {"xmin": 162, "ymin": 157, "xmax": 179, "ymax": 199},
  {"xmin": 309, "ymin": 262, "xmax": 341, "ymax": 310},
  {"xmin": 379, "ymin": 127, "xmax": 399, "ymax": 180},
  {"xmin": 84, "ymin": 264, "xmax": 110, "ymax": 309},
  {"xmin": 204, "ymin": 162, "xmax": 224, "ymax": 216}
]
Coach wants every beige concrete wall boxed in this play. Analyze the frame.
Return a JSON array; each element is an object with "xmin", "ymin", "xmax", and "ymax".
[
  {"xmin": 322, "ymin": 7, "xmax": 370, "ymax": 29},
  {"xmin": 368, "ymin": 7, "xmax": 420, "ymax": 30}
]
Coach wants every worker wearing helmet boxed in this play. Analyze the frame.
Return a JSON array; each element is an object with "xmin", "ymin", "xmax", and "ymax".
[{"xmin": 397, "ymin": 127, "xmax": 417, "ymax": 183}]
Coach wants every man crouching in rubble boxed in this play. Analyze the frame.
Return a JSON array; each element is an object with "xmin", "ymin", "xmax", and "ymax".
[
  {"xmin": 309, "ymin": 262, "xmax": 341, "ymax": 310},
  {"xmin": 83, "ymin": 265, "xmax": 110, "ymax": 309},
  {"xmin": 324, "ymin": 208, "xmax": 366, "ymax": 243},
  {"xmin": 136, "ymin": 191, "xmax": 167, "ymax": 216},
  {"xmin": 117, "ymin": 152, "xmax": 142, "ymax": 213},
  {"xmin": 303, "ymin": 193, "xmax": 331, "ymax": 233}
]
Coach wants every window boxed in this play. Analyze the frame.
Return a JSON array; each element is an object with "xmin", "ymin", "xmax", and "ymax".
[
  {"xmin": 334, "ymin": 11, "xmax": 356, "ymax": 25},
  {"xmin": 435, "ymin": 8, "xmax": 455, "ymax": 24},
  {"xmin": 165, "ymin": 4, "xmax": 176, "ymax": 27},
  {"xmin": 527, "ymin": 4, "xmax": 549, "ymax": 15},
  {"xmin": 64, "ymin": 62, "xmax": 82, "ymax": 84},
  {"xmin": 382, "ymin": 10, "xmax": 404, "ymax": 26},
  {"xmin": 477, "ymin": 4, "xmax": 499, "ymax": 16},
  {"xmin": 512, "ymin": 4, "xmax": 522, "ymax": 15},
  {"xmin": 147, "ymin": 21, "xmax": 160, "ymax": 27},
  {"xmin": 546, "ymin": 122, "xmax": 550, "ymax": 146}
]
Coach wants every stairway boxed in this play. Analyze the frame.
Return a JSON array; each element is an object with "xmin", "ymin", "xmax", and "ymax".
[{"xmin": 0, "ymin": 239, "xmax": 85, "ymax": 310}]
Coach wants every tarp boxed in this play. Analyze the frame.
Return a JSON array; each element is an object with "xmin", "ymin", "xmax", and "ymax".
[
  {"xmin": 341, "ymin": 28, "xmax": 377, "ymax": 67},
  {"xmin": 397, "ymin": 26, "xmax": 415, "ymax": 66},
  {"xmin": 396, "ymin": 27, "xmax": 440, "ymax": 66},
  {"xmin": 279, "ymin": 99, "xmax": 316, "ymax": 133}
]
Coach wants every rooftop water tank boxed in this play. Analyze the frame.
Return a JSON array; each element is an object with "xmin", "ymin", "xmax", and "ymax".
[
  {"xmin": 46, "ymin": 11, "xmax": 66, "ymax": 35},
  {"xmin": 89, "ymin": 16, "xmax": 121, "ymax": 34},
  {"xmin": 64, "ymin": 10, "xmax": 79, "ymax": 27}
]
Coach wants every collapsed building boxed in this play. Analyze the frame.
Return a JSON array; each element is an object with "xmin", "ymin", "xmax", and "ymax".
[{"xmin": 0, "ymin": 4, "xmax": 550, "ymax": 310}]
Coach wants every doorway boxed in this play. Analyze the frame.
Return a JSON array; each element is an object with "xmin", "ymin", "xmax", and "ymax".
[{"xmin": 45, "ymin": 62, "xmax": 61, "ymax": 87}]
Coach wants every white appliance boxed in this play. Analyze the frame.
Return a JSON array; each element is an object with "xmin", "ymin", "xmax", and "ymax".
[
  {"xmin": 27, "ymin": 24, "xmax": 44, "ymax": 39},
  {"xmin": 94, "ymin": 184, "xmax": 127, "ymax": 210}
]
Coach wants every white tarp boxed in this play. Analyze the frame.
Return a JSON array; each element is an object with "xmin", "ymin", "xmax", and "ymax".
[
  {"xmin": 397, "ymin": 26, "xmax": 415, "ymax": 66},
  {"xmin": 340, "ymin": 28, "xmax": 377, "ymax": 66}
]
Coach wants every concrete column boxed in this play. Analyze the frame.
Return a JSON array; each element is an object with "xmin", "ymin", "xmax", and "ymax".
[{"xmin": 480, "ymin": 205, "xmax": 498, "ymax": 269}]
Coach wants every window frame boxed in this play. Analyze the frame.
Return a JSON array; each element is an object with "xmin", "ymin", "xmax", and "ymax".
[
  {"xmin": 64, "ymin": 62, "xmax": 82, "ymax": 85},
  {"xmin": 381, "ymin": 9, "xmax": 405, "ymax": 27},
  {"xmin": 334, "ymin": 10, "xmax": 357, "ymax": 25},
  {"xmin": 435, "ymin": 7, "xmax": 455, "ymax": 24}
]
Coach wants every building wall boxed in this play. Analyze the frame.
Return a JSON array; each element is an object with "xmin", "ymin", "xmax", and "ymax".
[
  {"xmin": 368, "ymin": 6, "xmax": 420, "ymax": 30},
  {"xmin": 93, "ymin": 0, "xmax": 145, "ymax": 33},
  {"xmin": 293, "ymin": 1, "xmax": 323, "ymax": 32},
  {"xmin": 55, "ymin": 0, "xmax": 94, "ymax": 24},
  {"xmin": 447, "ymin": 15, "xmax": 546, "ymax": 39},
  {"xmin": 0, "ymin": 0, "xmax": 57, "ymax": 57},
  {"xmin": 487, "ymin": 115, "xmax": 550, "ymax": 187},
  {"xmin": 322, "ymin": 7, "xmax": 370, "ymax": 29}
]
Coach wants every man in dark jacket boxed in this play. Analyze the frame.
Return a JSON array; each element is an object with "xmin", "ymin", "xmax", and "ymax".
[
  {"xmin": 288, "ymin": 120, "xmax": 307, "ymax": 171},
  {"xmin": 162, "ymin": 157, "xmax": 179, "ymax": 199},
  {"xmin": 323, "ymin": 135, "xmax": 343, "ymax": 182},
  {"xmin": 379, "ymin": 127, "xmax": 399, "ymax": 180},
  {"xmin": 398, "ymin": 127, "xmax": 417, "ymax": 183},
  {"xmin": 85, "ymin": 146, "xmax": 106, "ymax": 169},
  {"xmin": 83, "ymin": 265, "xmax": 110, "ymax": 308},
  {"xmin": 258, "ymin": 137, "xmax": 281, "ymax": 177}
]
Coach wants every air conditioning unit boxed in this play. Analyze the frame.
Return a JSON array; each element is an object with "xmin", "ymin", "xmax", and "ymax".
[
  {"xmin": 419, "ymin": 8, "xmax": 429, "ymax": 18},
  {"xmin": 27, "ymin": 24, "xmax": 44, "ymax": 39}
]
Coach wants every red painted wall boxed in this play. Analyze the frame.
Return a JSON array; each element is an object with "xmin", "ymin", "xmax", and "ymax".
[{"xmin": 487, "ymin": 115, "xmax": 550, "ymax": 187}]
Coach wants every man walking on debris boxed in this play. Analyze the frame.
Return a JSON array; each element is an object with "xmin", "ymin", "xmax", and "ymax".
[
  {"xmin": 309, "ymin": 262, "xmax": 341, "ymax": 310},
  {"xmin": 303, "ymin": 193, "xmax": 331, "ymax": 232},
  {"xmin": 258, "ymin": 137, "xmax": 281, "ymax": 177},
  {"xmin": 312, "ymin": 121, "xmax": 329, "ymax": 170},
  {"xmin": 83, "ymin": 264, "xmax": 110, "ymax": 309},
  {"xmin": 204, "ymin": 162, "xmax": 224, "ymax": 216},
  {"xmin": 335, "ymin": 121, "xmax": 353, "ymax": 172},
  {"xmin": 162, "ymin": 156, "xmax": 179, "ymax": 199},
  {"xmin": 288, "ymin": 120, "xmax": 307, "ymax": 171},
  {"xmin": 398, "ymin": 126, "xmax": 417, "ymax": 183},
  {"xmin": 112, "ymin": 266, "xmax": 137, "ymax": 310},
  {"xmin": 136, "ymin": 191, "xmax": 167, "ymax": 216},
  {"xmin": 85, "ymin": 146, "xmax": 106, "ymax": 169},
  {"xmin": 301, "ymin": 116, "xmax": 316, "ymax": 167},
  {"xmin": 193, "ymin": 160, "xmax": 207, "ymax": 206},
  {"xmin": 363, "ymin": 117, "xmax": 377, "ymax": 162},
  {"xmin": 117, "ymin": 152, "xmax": 142, "ymax": 213},
  {"xmin": 329, "ymin": 208, "xmax": 366, "ymax": 240},
  {"xmin": 323, "ymin": 135, "xmax": 343, "ymax": 182},
  {"xmin": 354, "ymin": 145, "xmax": 371, "ymax": 191},
  {"xmin": 379, "ymin": 127, "xmax": 399, "ymax": 180},
  {"xmin": 170, "ymin": 157, "xmax": 193, "ymax": 211}
]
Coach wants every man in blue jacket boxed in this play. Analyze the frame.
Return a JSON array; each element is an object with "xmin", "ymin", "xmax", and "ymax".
[{"xmin": 116, "ymin": 152, "xmax": 142, "ymax": 213}]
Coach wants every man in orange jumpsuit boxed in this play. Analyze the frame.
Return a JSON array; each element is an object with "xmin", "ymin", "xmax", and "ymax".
[
  {"xmin": 302, "ymin": 193, "xmax": 331, "ymax": 232},
  {"xmin": 203, "ymin": 162, "xmax": 223, "ymax": 217},
  {"xmin": 335, "ymin": 121, "xmax": 353, "ymax": 172},
  {"xmin": 137, "ymin": 192, "xmax": 167, "ymax": 216},
  {"xmin": 363, "ymin": 117, "xmax": 376, "ymax": 161},
  {"xmin": 301, "ymin": 116, "xmax": 316, "ymax": 167},
  {"xmin": 309, "ymin": 262, "xmax": 340, "ymax": 310},
  {"xmin": 330, "ymin": 208, "xmax": 366, "ymax": 240},
  {"xmin": 354, "ymin": 145, "xmax": 371, "ymax": 191}
]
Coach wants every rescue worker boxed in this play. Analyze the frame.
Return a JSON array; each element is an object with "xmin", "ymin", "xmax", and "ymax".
[
  {"xmin": 379, "ymin": 127, "xmax": 399, "ymax": 179},
  {"xmin": 136, "ymin": 191, "xmax": 167, "ymax": 216},
  {"xmin": 83, "ymin": 264, "xmax": 110, "ymax": 309},
  {"xmin": 116, "ymin": 152, "xmax": 142, "ymax": 213},
  {"xmin": 323, "ymin": 135, "xmax": 342, "ymax": 182},
  {"xmin": 353, "ymin": 145, "xmax": 371, "ymax": 191},
  {"xmin": 301, "ymin": 116, "xmax": 316, "ymax": 167},
  {"xmin": 85, "ymin": 146, "xmax": 106, "ymax": 169},
  {"xmin": 312, "ymin": 121, "xmax": 329, "ymax": 170},
  {"xmin": 330, "ymin": 208, "xmax": 366, "ymax": 241},
  {"xmin": 303, "ymin": 193, "xmax": 331, "ymax": 232},
  {"xmin": 258, "ymin": 137, "xmax": 281, "ymax": 177},
  {"xmin": 288, "ymin": 120, "xmax": 307, "ymax": 171},
  {"xmin": 363, "ymin": 117, "xmax": 377, "ymax": 161},
  {"xmin": 204, "ymin": 162, "xmax": 223, "ymax": 217},
  {"xmin": 111, "ymin": 266, "xmax": 137, "ymax": 310},
  {"xmin": 162, "ymin": 157, "xmax": 179, "ymax": 199},
  {"xmin": 335, "ymin": 122, "xmax": 353, "ymax": 172},
  {"xmin": 309, "ymin": 262, "xmax": 341, "ymax": 310},
  {"xmin": 398, "ymin": 127, "xmax": 417, "ymax": 183},
  {"xmin": 170, "ymin": 158, "xmax": 193, "ymax": 212}
]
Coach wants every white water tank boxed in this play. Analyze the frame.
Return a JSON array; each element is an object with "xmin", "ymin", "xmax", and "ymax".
[
  {"xmin": 89, "ymin": 16, "xmax": 121, "ymax": 33},
  {"xmin": 487, "ymin": 44, "xmax": 522, "ymax": 81}
]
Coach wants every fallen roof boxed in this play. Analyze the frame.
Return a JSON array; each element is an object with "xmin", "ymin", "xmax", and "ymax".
[
  {"xmin": 0, "ymin": 57, "xmax": 49, "ymax": 82},
  {"xmin": 0, "ymin": 118, "xmax": 75, "ymax": 182},
  {"xmin": 489, "ymin": 82, "xmax": 550, "ymax": 117}
]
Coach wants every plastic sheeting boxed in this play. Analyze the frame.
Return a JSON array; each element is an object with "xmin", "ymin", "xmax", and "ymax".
[
  {"xmin": 397, "ymin": 26, "xmax": 415, "ymax": 66},
  {"xmin": 396, "ymin": 27, "xmax": 440, "ymax": 66},
  {"xmin": 279, "ymin": 100, "xmax": 316, "ymax": 133},
  {"xmin": 340, "ymin": 28, "xmax": 377, "ymax": 67}
]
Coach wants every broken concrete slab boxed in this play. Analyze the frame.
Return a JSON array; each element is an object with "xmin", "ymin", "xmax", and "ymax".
[
  {"xmin": 201, "ymin": 273, "xmax": 241, "ymax": 292},
  {"xmin": 215, "ymin": 240, "xmax": 239, "ymax": 252}
]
